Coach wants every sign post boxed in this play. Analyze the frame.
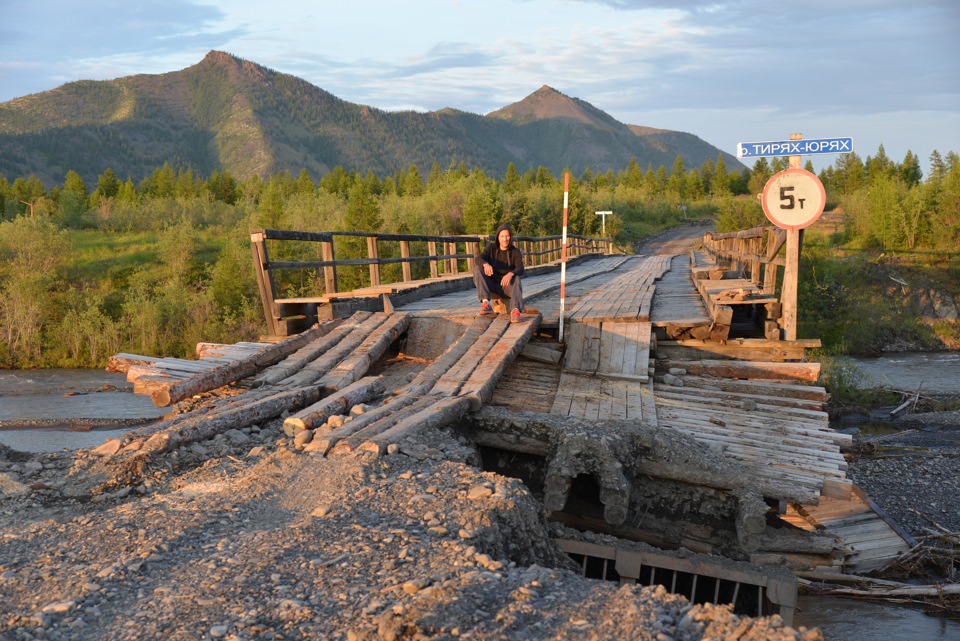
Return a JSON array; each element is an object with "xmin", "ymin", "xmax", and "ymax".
[
  {"xmin": 738, "ymin": 132, "xmax": 850, "ymax": 341},
  {"xmin": 594, "ymin": 210, "xmax": 612, "ymax": 237},
  {"xmin": 758, "ymin": 134, "xmax": 828, "ymax": 341}
]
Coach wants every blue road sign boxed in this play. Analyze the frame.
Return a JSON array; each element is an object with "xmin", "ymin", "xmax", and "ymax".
[{"xmin": 737, "ymin": 137, "xmax": 853, "ymax": 159}]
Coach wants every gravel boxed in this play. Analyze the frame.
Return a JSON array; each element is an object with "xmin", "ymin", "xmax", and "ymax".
[
  {"xmin": 846, "ymin": 410, "xmax": 960, "ymax": 540},
  {"xmin": 0, "ymin": 419, "xmax": 822, "ymax": 640}
]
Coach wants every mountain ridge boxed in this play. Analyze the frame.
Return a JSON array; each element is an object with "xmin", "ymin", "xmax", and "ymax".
[{"xmin": 0, "ymin": 51, "xmax": 742, "ymax": 184}]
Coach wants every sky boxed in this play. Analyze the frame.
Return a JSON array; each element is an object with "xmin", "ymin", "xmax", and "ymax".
[{"xmin": 1, "ymin": 0, "xmax": 958, "ymax": 174}]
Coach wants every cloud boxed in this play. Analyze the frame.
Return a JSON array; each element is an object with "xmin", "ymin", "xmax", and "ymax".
[{"xmin": 0, "ymin": 0, "xmax": 240, "ymax": 97}]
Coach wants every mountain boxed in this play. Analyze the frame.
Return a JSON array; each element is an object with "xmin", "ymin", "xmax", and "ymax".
[{"xmin": 0, "ymin": 51, "xmax": 742, "ymax": 185}]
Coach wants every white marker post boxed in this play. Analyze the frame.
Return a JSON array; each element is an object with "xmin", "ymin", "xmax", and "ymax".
[
  {"xmin": 595, "ymin": 210, "xmax": 612, "ymax": 237},
  {"xmin": 559, "ymin": 172, "xmax": 570, "ymax": 343}
]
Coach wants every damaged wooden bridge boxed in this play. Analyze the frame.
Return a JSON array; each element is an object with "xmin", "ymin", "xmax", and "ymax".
[{"xmin": 100, "ymin": 225, "xmax": 914, "ymax": 624}]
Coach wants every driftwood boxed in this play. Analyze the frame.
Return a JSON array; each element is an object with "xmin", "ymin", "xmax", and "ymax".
[
  {"xmin": 803, "ymin": 579, "xmax": 960, "ymax": 600},
  {"xmin": 282, "ymin": 376, "xmax": 386, "ymax": 433},
  {"xmin": 318, "ymin": 313, "xmax": 411, "ymax": 390},
  {"xmin": 890, "ymin": 382, "xmax": 923, "ymax": 417},
  {"xmin": 145, "ymin": 321, "xmax": 340, "ymax": 407}
]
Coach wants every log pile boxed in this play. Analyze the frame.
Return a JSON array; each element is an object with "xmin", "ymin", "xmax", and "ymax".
[{"xmin": 95, "ymin": 310, "xmax": 541, "ymax": 475}]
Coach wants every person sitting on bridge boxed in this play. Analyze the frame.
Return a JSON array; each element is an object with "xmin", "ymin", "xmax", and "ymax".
[{"xmin": 474, "ymin": 223, "xmax": 525, "ymax": 323}]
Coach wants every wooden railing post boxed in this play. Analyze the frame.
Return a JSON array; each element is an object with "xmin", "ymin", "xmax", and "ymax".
[
  {"xmin": 428, "ymin": 241, "xmax": 439, "ymax": 278},
  {"xmin": 321, "ymin": 239, "xmax": 337, "ymax": 294},
  {"xmin": 763, "ymin": 228, "xmax": 781, "ymax": 295},
  {"xmin": 399, "ymin": 240, "xmax": 412, "ymax": 282},
  {"xmin": 366, "ymin": 235, "xmax": 381, "ymax": 286},
  {"xmin": 444, "ymin": 241, "xmax": 458, "ymax": 275},
  {"xmin": 466, "ymin": 241, "xmax": 478, "ymax": 274},
  {"xmin": 250, "ymin": 231, "xmax": 280, "ymax": 336}
]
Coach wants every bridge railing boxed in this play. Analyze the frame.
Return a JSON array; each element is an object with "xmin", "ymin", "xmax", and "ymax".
[
  {"xmin": 694, "ymin": 225, "xmax": 802, "ymax": 341},
  {"xmin": 701, "ymin": 226, "xmax": 786, "ymax": 295},
  {"xmin": 250, "ymin": 229, "xmax": 612, "ymax": 335}
]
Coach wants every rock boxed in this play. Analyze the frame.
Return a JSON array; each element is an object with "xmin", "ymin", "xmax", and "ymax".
[
  {"xmin": 294, "ymin": 430, "xmax": 314, "ymax": 448},
  {"xmin": 467, "ymin": 485, "xmax": 494, "ymax": 500},
  {"xmin": 91, "ymin": 439, "xmax": 123, "ymax": 457},
  {"xmin": 662, "ymin": 373, "xmax": 684, "ymax": 387},
  {"xmin": 225, "ymin": 429, "xmax": 251, "ymax": 445},
  {"xmin": 42, "ymin": 600, "xmax": 76, "ymax": 614}
]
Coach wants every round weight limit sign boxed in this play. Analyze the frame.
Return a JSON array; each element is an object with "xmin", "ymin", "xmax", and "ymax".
[{"xmin": 761, "ymin": 168, "xmax": 826, "ymax": 230}]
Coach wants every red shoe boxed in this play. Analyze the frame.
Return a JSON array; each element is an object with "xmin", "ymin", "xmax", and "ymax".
[
  {"xmin": 511, "ymin": 309, "xmax": 521, "ymax": 323},
  {"xmin": 479, "ymin": 300, "xmax": 492, "ymax": 315}
]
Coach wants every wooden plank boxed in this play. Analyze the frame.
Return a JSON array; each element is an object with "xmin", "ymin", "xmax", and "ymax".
[
  {"xmin": 563, "ymin": 322, "xmax": 587, "ymax": 371},
  {"xmin": 431, "ymin": 317, "xmax": 511, "ymax": 396},
  {"xmin": 653, "ymin": 389, "xmax": 831, "ymax": 423},
  {"xmin": 658, "ymin": 359, "xmax": 821, "ymax": 382},
  {"xmin": 461, "ymin": 315, "xmax": 542, "ymax": 410},
  {"xmin": 579, "ymin": 322, "xmax": 603, "ymax": 373},
  {"xmin": 318, "ymin": 313, "xmax": 411, "ymax": 390}
]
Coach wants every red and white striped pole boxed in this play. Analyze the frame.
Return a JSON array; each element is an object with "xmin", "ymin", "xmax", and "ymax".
[{"xmin": 559, "ymin": 171, "xmax": 570, "ymax": 342}]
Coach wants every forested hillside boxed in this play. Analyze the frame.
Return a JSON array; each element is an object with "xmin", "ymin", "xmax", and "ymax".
[
  {"xmin": 1, "ymin": 143, "xmax": 957, "ymax": 370},
  {"xmin": 0, "ymin": 51, "xmax": 740, "ymax": 186}
]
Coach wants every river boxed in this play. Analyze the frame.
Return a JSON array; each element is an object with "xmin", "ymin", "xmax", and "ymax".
[
  {"xmin": 2, "ymin": 365, "xmax": 959, "ymax": 639},
  {"xmin": 845, "ymin": 351, "xmax": 960, "ymax": 396},
  {"xmin": 0, "ymin": 368, "xmax": 167, "ymax": 452}
]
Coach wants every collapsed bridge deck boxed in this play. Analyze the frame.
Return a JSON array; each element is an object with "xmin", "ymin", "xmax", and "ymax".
[{"xmin": 104, "ymin": 233, "xmax": 911, "ymax": 606}]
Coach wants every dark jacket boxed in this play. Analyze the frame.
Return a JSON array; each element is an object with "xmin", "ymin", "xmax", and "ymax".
[{"xmin": 476, "ymin": 224, "xmax": 524, "ymax": 278}]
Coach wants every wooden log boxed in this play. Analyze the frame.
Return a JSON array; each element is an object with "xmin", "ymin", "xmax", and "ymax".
[
  {"xmin": 356, "ymin": 396, "xmax": 470, "ymax": 457},
  {"xmin": 654, "ymin": 339, "xmax": 816, "ymax": 363},
  {"xmin": 327, "ymin": 395, "xmax": 437, "ymax": 456},
  {"xmin": 318, "ymin": 313, "xmax": 410, "ymax": 390},
  {"xmin": 674, "ymin": 375, "xmax": 829, "ymax": 402},
  {"xmin": 106, "ymin": 353, "xmax": 156, "ymax": 374},
  {"xmin": 714, "ymin": 305, "xmax": 733, "ymax": 326},
  {"xmin": 653, "ymin": 386, "xmax": 825, "ymax": 412},
  {"xmin": 279, "ymin": 313, "xmax": 390, "ymax": 387},
  {"xmin": 142, "ymin": 385, "xmax": 325, "ymax": 454},
  {"xmin": 196, "ymin": 342, "xmax": 269, "ymax": 359},
  {"xmin": 310, "ymin": 394, "xmax": 423, "ymax": 456},
  {"xmin": 543, "ymin": 473, "xmax": 572, "ymax": 512},
  {"xmin": 736, "ymin": 489, "xmax": 770, "ymax": 553},
  {"xmin": 657, "ymin": 359, "xmax": 821, "ymax": 382},
  {"xmin": 253, "ymin": 315, "xmax": 365, "ymax": 386},
  {"xmin": 461, "ymin": 314, "xmax": 541, "ymax": 411},
  {"xmin": 145, "ymin": 320, "xmax": 342, "ymax": 407},
  {"xmin": 282, "ymin": 376, "xmax": 386, "ymax": 433},
  {"xmin": 395, "ymin": 316, "xmax": 495, "ymax": 396},
  {"xmin": 431, "ymin": 317, "xmax": 511, "ymax": 397}
]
